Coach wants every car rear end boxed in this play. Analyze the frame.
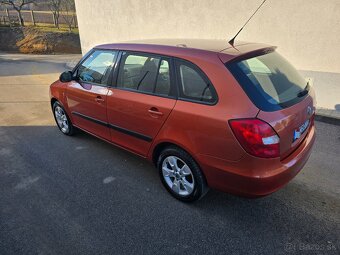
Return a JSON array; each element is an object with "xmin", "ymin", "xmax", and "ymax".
[{"xmin": 212, "ymin": 46, "xmax": 316, "ymax": 196}]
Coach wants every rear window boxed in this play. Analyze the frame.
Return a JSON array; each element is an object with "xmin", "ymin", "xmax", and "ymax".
[{"xmin": 227, "ymin": 50, "xmax": 309, "ymax": 111}]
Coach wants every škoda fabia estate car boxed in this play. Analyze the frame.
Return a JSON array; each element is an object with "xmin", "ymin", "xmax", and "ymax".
[{"xmin": 50, "ymin": 39, "xmax": 316, "ymax": 202}]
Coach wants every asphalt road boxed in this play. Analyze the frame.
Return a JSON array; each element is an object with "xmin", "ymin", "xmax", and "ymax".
[{"xmin": 0, "ymin": 54, "xmax": 339, "ymax": 255}]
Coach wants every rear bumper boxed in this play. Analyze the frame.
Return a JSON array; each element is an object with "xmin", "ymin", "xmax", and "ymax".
[{"xmin": 197, "ymin": 124, "xmax": 316, "ymax": 197}]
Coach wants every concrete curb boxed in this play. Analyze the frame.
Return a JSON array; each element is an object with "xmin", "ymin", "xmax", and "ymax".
[
  {"xmin": 64, "ymin": 58, "xmax": 340, "ymax": 125},
  {"xmin": 315, "ymin": 115, "xmax": 340, "ymax": 126},
  {"xmin": 315, "ymin": 108, "xmax": 340, "ymax": 126}
]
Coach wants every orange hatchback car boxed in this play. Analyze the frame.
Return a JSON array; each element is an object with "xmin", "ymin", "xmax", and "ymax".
[{"xmin": 50, "ymin": 39, "xmax": 316, "ymax": 202}]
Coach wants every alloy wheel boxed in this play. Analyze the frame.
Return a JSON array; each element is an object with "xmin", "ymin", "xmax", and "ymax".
[
  {"xmin": 54, "ymin": 106, "xmax": 69, "ymax": 133},
  {"xmin": 162, "ymin": 156, "xmax": 195, "ymax": 196}
]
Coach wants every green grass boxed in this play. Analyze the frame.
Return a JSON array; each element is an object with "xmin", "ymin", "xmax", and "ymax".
[
  {"xmin": 0, "ymin": 23, "xmax": 79, "ymax": 34},
  {"xmin": 25, "ymin": 23, "xmax": 79, "ymax": 34}
]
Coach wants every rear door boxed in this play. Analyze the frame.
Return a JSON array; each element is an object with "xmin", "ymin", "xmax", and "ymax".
[
  {"xmin": 107, "ymin": 52, "xmax": 177, "ymax": 156},
  {"xmin": 227, "ymin": 50, "xmax": 316, "ymax": 159},
  {"xmin": 66, "ymin": 50, "xmax": 118, "ymax": 140}
]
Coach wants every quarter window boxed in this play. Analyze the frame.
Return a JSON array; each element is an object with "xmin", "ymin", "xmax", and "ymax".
[
  {"xmin": 117, "ymin": 52, "xmax": 172, "ymax": 96},
  {"xmin": 176, "ymin": 61, "xmax": 217, "ymax": 103},
  {"xmin": 76, "ymin": 50, "xmax": 117, "ymax": 84}
]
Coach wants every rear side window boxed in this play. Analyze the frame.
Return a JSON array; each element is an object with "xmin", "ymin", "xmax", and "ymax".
[
  {"xmin": 227, "ymin": 51, "xmax": 308, "ymax": 111},
  {"xmin": 117, "ymin": 52, "xmax": 172, "ymax": 97},
  {"xmin": 76, "ymin": 50, "xmax": 117, "ymax": 84},
  {"xmin": 175, "ymin": 60, "xmax": 217, "ymax": 104}
]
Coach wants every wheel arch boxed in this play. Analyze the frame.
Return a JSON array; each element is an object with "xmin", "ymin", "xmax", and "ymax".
[
  {"xmin": 151, "ymin": 141, "xmax": 198, "ymax": 167},
  {"xmin": 152, "ymin": 140, "xmax": 210, "ymax": 200},
  {"xmin": 51, "ymin": 97, "xmax": 58, "ymax": 109},
  {"xmin": 50, "ymin": 97, "xmax": 73, "ymax": 123}
]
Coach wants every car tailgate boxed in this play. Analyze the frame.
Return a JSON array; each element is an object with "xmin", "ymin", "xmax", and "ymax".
[{"xmin": 257, "ymin": 95, "xmax": 315, "ymax": 160}]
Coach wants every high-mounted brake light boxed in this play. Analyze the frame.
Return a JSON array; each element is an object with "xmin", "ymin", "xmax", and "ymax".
[{"xmin": 229, "ymin": 119, "xmax": 280, "ymax": 158}]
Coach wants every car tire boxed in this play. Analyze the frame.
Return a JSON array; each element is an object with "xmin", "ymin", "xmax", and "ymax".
[
  {"xmin": 157, "ymin": 146, "xmax": 209, "ymax": 202},
  {"xmin": 52, "ymin": 101, "xmax": 76, "ymax": 136}
]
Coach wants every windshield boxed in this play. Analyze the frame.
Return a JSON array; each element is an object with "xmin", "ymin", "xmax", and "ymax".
[{"xmin": 227, "ymin": 51, "xmax": 308, "ymax": 111}]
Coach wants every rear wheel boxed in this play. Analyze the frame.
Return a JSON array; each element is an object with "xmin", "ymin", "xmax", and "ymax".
[
  {"xmin": 157, "ymin": 146, "xmax": 208, "ymax": 202},
  {"xmin": 52, "ymin": 101, "xmax": 75, "ymax": 136}
]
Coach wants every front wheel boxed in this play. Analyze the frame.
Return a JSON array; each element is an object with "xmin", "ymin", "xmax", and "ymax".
[
  {"xmin": 52, "ymin": 101, "xmax": 75, "ymax": 136},
  {"xmin": 157, "ymin": 146, "xmax": 209, "ymax": 202}
]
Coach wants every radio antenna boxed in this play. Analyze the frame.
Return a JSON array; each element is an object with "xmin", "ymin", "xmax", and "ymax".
[{"xmin": 228, "ymin": 0, "xmax": 268, "ymax": 46}]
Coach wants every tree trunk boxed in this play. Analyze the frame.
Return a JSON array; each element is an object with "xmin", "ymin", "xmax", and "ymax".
[
  {"xmin": 55, "ymin": 14, "xmax": 60, "ymax": 29},
  {"xmin": 52, "ymin": 13, "xmax": 56, "ymax": 27},
  {"xmin": 30, "ymin": 10, "xmax": 35, "ymax": 26},
  {"xmin": 17, "ymin": 11, "xmax": 24, "ymax": 26}
]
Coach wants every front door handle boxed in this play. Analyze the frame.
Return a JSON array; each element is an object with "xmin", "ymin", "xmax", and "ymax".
[
  {"xmin": 95, "ymin": 96, "xmax": 105, "ymax": 103},
  {"xmin": 148, "ymin": 107, "xmax": 164, "ymax": 117}
]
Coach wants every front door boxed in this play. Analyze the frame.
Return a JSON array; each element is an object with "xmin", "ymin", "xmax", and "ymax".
[
  {"xmin": 107, "ymin": 52, "xmax": 176, "ymax": 156},
  {"xmin": 66, "ymin": 50, "xmax": 118, "ymax": 140}
]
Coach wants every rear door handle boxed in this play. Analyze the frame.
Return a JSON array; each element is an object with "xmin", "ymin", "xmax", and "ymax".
[
  {"xmin": 148, "ymin": 107, "xmax": 164, "ymax": 117},
  {"xmin": 95, "ymin": 96, "xmax": 105, "ymax": 103}
]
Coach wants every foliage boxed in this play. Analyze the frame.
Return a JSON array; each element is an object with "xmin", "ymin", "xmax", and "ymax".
[
  {"xmin": 47, "ymin": 0, "xmax": 61, "ymax": 28},
  {"xmin": 0, "ymin": 0, "xmax": 37, "ymax": 26},
  {"xmin": 60, "ymin": 0, "xmax": 75, "ymax": 32}
]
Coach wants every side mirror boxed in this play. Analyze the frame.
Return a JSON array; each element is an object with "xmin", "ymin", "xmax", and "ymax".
[{"xmin": 59, "ymin": 71, "xmax": 73, "ymax": 83}]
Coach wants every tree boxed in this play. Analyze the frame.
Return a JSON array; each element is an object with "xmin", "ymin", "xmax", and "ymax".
[
  {"xmin": 60, "ymin": 0, "xmax": 75, "ymax": 32},
  {"xmin": 48, "ymin": 0, "xmax": 61, "ymax": 29},
  {"xmin": 0, "ymin": 0, "xmax": 36, "ymax": 26}
]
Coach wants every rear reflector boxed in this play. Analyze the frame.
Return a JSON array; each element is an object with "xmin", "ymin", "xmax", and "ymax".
[
  {"xmin": 229, "ymin": 119, "xmax": 280, "ymax": 158},
  {"xmin": 262, "ymin": 135, "xmax": 280, "ymax": 145}
]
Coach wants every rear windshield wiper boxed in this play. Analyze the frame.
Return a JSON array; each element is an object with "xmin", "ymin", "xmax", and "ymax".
[{"xmin": 297, "ymin": 81, "xmax": 310, "ymax": 97}]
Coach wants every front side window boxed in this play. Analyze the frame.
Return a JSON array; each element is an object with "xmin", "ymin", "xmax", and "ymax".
[
  {"xmin": 176, "ymin": 60, "xmax": 217, "ymax": 104},
  {"xmin": 116, "ymin": 52, "xmax": 172, "ymax": 96},
  {"xmin": 76, "ymin": 50, "xmax": 117, "ymax": 84}
]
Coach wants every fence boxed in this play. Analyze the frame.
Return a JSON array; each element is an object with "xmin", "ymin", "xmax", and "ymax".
[
  {"xmin": 0, "ymin": 15, "xmax": 10, "ymax": 26},
  {"xmin": 0, "ymin": 9, "xmax": 77, "ymax": 27}
]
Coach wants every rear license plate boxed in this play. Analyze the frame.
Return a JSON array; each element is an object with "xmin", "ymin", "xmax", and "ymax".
[{"xmin": 293, "ymin": 119, "xmax": 310, "ymax": 142}]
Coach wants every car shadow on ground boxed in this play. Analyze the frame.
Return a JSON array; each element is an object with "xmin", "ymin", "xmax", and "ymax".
[
  {"xmin": 1, "ymin": 125, "xmax": 339, "ymax": 254},
  {"xmin": 1, "ymin": 125, "xmax": 338, "ymax": 215}
]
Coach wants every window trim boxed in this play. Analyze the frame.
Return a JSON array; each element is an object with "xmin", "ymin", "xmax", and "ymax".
[
  {"xmin": 111, "ymin": 50, "xmax": 177, "ymax": 99},
  {"xmin": 77, "ymin": 48, "xmax": 219, "ymax": 105},
  {"xmin": 174, "ymin": 58, "xmax": 218, "ymax": 106},
  {"xmin": 72, "ymin": 49, "xmax": 118, "ymax": 87}
]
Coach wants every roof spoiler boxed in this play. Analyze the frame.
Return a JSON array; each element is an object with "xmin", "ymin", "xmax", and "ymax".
[{"xmin": 222, "ymin": 46, "xmax": 277, "ymax": 64}]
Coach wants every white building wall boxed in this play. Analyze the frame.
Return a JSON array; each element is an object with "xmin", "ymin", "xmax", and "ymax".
[{"xmin": 74, "ymin": 0, "xmax": 340, "ymax": 110}]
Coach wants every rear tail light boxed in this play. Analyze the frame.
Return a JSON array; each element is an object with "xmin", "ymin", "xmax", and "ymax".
[{"xmin": 229, "ymin": 119, "xmax": 280, "ymax": 158}]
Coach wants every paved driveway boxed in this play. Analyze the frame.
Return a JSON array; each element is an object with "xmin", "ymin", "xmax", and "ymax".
[
  {"xmin": 0, "ymin": 53, "xmax": 339, "ymax": 255},
  {"xmin": 0, "ymin": 53, "xmax": 79, "ymax": 126}
]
